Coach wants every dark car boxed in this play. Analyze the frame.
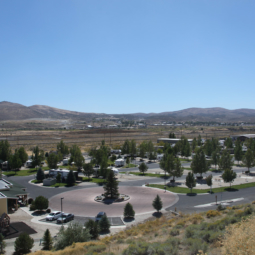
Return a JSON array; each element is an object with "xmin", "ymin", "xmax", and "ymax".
[
  {"xmin": 95, "ymin": 212, "xmax": 107, "ymax": 222},
  {"xmin": 57, "ymin": 213, "xmax": 74, "ymax": 223}
]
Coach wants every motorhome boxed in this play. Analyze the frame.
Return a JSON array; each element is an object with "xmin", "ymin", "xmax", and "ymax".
[
  {"xmin": 25, "ymin": 160, "xmax": 33, "ymax": 168},
  {"xmin": 63, "ymin": 158, "xmax": 70, "ymax": 166},
  {"xmin": 115, "ymin": 158, "xmax": 124, "ymax": 167},
  {"xmin": 49, "ymin": 169, "xmax": 78, "ymax": 179}
]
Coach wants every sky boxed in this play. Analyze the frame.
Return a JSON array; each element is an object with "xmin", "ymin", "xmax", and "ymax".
[{"xmin": 0, "ymin": 0, "xmax": 255, "ymax": 114}]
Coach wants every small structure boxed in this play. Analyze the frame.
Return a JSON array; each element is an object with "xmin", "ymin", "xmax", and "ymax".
[
  {"xmin": 43, "ymin": 178, "xmax": 56, "ymax": 186},
  {"xmin": 0, "ymin": 213, "xmax": 10, "ymax": 234},
  {"xmin": 157, "ymin": 138, "xmax": 193, "ymax": 145}
]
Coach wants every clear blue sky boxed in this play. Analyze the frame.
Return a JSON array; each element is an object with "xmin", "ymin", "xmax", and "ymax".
[{"xmin": 1, "ymin": 1, "xmax": 255, "ymax": 114}]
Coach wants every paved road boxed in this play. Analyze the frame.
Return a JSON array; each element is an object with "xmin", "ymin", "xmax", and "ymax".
[{"xmin": 5, "ymin": 164, "xmax": 255, "ymax": 214}]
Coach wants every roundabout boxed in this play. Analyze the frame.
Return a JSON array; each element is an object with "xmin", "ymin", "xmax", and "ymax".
[{"xmin": 49, "ymin": 186, "xmax": 179, "ymax": 217}]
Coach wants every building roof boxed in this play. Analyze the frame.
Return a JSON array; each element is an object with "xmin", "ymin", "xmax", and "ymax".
[{"xmin": 0, "ymin": 179, "xmax": 27, "ymax": 199}]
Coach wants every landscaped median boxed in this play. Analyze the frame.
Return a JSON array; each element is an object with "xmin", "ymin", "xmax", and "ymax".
[
  {"xmin": 120, "ymin": 172, "xmax": 164, "ymax": 178},
  {"xmin": 31, "ymin": 179, "xmax": 77, "ymax": 187},
  {"xmin": 147, "ymin": 182, "xmax": 255, "ymax": 194}
]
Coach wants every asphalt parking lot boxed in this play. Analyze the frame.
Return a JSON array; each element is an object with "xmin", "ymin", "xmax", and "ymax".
[{"xmin": 39, "ymin": 216, "xmax": 124, "ymax": 226}]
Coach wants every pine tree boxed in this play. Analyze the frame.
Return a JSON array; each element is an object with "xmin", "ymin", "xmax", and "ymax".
[
  {"xmin": 242, "ymin": 149, "xmax": 255, "ymax": 173},
  {"xmin": 234, "ymin": 140, "xmax": 243, "ymax": 165},
  {"xmin": 206, "ymin": 174, "xmax": 213, "ymax": 193},
  {"xmin": 99, "ymin": 215, "xmax": 111, "ymax": 232},
  {"xmin": 124, "ymin": 202, "xmax": 135, "ymax": 218},
  {"xmin": 138, "ymin": 162, "xmax": 148, "ymax": 175},
  {"xmin": 152, "ymin": 195, "xmax": 163, "ymax": 212},
  {"xmin": 85, "ymin": 219, "xmax": 99, "ymax": 239},
  {"xmin": 83, "ymin": 163, "xmax": 94, "ymax": 180},
  {"xmin": 14, "ymin": 233, "xmax": 34, "ymax": 255},
  {"xmin": 42, "ymin": 229, "xmax": 53, "ymax": 250},
  {"xmin": 103, "ymin": 170, "xmax": 119, "ymax": 198},
  {"xmin": 185, "ymin": 172, "xmax": 196, "ymax": 193},
  {"xmin": 36, "ymin": 167, "xmax": 45, "ymax": 181},
  {"xmin": 219, "ymin": 150, "xmax": 233, "ymax": 171},
  {"xmin": 56, "ymin": 172, "xmax": 61, "ymax": 183},
  {"xmin": 191, "ymin": 148, "xmax": 209, "ymax": 177},
  {"xmin": 66, "ymin": 170, "xmax": 76, "ymax": 186},
  {"xmin": 222, "ymin": 169, "xmax": 237, "ymax": 188}
]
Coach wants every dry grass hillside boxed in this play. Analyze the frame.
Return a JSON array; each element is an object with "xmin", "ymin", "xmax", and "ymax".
[{"xmin": 29, "ymin": 202, "xmax": 255, "ymax": 255}]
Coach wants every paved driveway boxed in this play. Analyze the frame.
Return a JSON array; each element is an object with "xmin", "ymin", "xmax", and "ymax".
[{"xmin": 49, "ymin": 186, "xmax": 179, "ymax": 217}]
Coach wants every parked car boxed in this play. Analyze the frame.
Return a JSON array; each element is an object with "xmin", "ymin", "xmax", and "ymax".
[
  {"xmin": 95, "ymin": 212, "xmax": 107, "ymax": 222},
  {"xmin": 46, "ymin": 211, "xmax": 63, "ymax": 221},
  {"xmin": 57, "ymin": 213, "xmax": 74, "ymax": 223}
]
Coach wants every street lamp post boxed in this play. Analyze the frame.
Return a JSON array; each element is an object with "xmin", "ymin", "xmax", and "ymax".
[{"xmin": 61, "ymin": 198, "xmax": 64, "ymax": 225}]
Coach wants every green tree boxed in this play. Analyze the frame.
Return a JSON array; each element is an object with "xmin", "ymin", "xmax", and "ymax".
[
  {"xmin": 69, "ymin": 145, "xmax": 84, "ymax": 170},
  {"xmin": 242, "ymin": 149, "xmax": 255, "ymax": 173},
  {"xmin": 0, "ymin": 233, "xmax": 6, "ymax": 254},
  {"xmin": 124, "ymin": 202, "xmax": 135, "ymax": 218},
  {"xmin": 103, "ymin": 170, "xmax": 119, "ymax": 198},
  {"xmin": 99, "ymin": 155, "xmax": 108, "ymax": 178},
  {"xmin": 204, "ymin": 139, "xmax": 213, "ymax": 157},
  {"xmin": 85, "ymin": 219, "xmax": 99, "ymax": 239},
  {"xmin": 54, "ymin": 222, "xmax": 90, "ymax": 250},
  {"xmin": 0, "ymin": 140, "xmax": 11, "ymax": 161},
  {"xmin": 42, "ymin": 229, "xmax": 53, "ymax": 250},
  {"xmin": 139, "ymin": 141, "xmax": 147, "ymax": 158},
  {"xmin": 165, "ymin": 154, "xmax": 175, "ymax": 179},
  {"xmin": 36, "ymin": 167, "xmax": 45, "ymax": 181},
  {"xmin": 32, "ymin": 146, "xmax": 44, "ymax": 168},
  {"xmin": 234, "ymin": 139, "xmax": 243, "ymax": 165},
  {"xmin": 180, "ymin": 136, "xmax": 191, "ymax": 158},
  {"xmin": 197, "ymin": 134, "xmax": 202, "ymax": 146},
  {"xmin": 152, "ymin": 195, "xmax": 163, "ymax": 213},
  {"xmin": 222, "ymin": 169, "xmax": 237, "ymax": 187},
  {"xmin": 171, "ymin": 157, "xmax": 184, "ymax": 182},
  {"xmin": 34, "ymin": 196, "xmax": 49, "ymax": 211},
  {"xmin": 219, "ymin": 150, "xmax": 233, "ymax": 171},
  {"xmin": 57, "ymin": 140, "xmax": 69, "ymax": 155},
  {"xmin": 126, "ymin": 157, "xmax": 130, "ymax": 166},
  {"xmin": 122, "ymin": 140, "xmax": 130, "ymax": 154},
  {"xmin": 169, "ymin": 132, "xmax": 176, "ymax": 138},
  {"xmin": 56, "ymin": 172, "xmax": 61, "ymax": 184},
  {"xmin": 191, "ymin": 148, "xmax": 209, "ymax": 177},
  {"xmin": 83, "ymin": 163, "xmax": 94, "ymax": 180},
  {"xmin": 138, "ymin": 162, "xmax": 148, "ymax": 175},
  {"xmin": 17, "ymin": 147, "xmax": 28, "ymax": 164},
  {"xmin": 99, "ymin": 215, "xmax": 111, "ymax": 232},
  {"xmin": 110, "ymin": 154, "xmax": 117, "ymax": 162},
  {"xmin": 14, "ymin": 232, "xmax": 34, "ymax": 255},
  {"xmin": 147, "ymin": 140, "xmax": 154, "ymax": 156},
  {"xmin": 185, "ymin": 172, "xmax": 196, "ymax": 193},
  {"xmin": 130, "ymin": 139, "xmax": 137, "ymax": 156},
  {"xmin": 225, "ymin": 137, "xmax": 233, "ymax": 148},
  {"xmin": 206, "ymin": 174, "xmax": 213, "ymax": 193},
  {"xmin": 211, "ymin": 150, "xmax": 220, "ymax": 169},
  {"xmin": 191, "ymin": 138, "xmax": 197, "ymax": 151},
  {"xmin": 47, "ymin": 153, "xmax": 59, "ymax": 169},
  {"xmin": 66, "ymin": 170, "xmax": 76, "ymax": 186},
  {"xmin": 9, "ymin": 150, "xmax": 22, "ymax": 172}
]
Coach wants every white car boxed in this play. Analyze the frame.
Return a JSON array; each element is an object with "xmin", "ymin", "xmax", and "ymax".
[{"xmin": 46, "ymin": 211, "xmax": 63, "ymax": 221}]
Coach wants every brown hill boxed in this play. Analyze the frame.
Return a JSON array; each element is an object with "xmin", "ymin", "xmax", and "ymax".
[{"xmin": 1, "ymin": 101, "xmax": 255, "ymax": 122}]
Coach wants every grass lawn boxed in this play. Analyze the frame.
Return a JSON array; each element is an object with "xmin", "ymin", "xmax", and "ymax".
[
  {"xmin": 179, "ymin": 158, "xmax": 191, "ymax": 162},
  {"xmin": 31, "ymin": 180, "xmax": 43, "ymax": 184},
  {"xmin": 148, "ymin": 182, "xmax": 255, "ymax": 194},
  {"xmin": 122, "ymin": 164, "xmax": 137, "ymax": 168},
  {"xmin": 82, "ymin": 177, "xmax": 106, "ymax": 183}
]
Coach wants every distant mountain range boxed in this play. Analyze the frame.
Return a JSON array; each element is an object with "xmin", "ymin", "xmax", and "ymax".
[{"xmin": 1, "ymin": 101, "xmax": 255, "ymax": 123}]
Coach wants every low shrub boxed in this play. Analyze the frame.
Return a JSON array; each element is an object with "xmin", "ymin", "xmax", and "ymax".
[
  {"xmin": 46, "ymin": 208, "xmax": 51, "ymax": 213},
  {"xmin": 170, "ymin": 228, "xmax": 180, "ymax": 236},
  {"xmin": 206, "ymin": 210, "xmax": 221, "ymax": 218},
  {"xmin": 185, "ymin": 238, "xmax": 208, "ymax": 255},
  {"xmin": 29, "ymin": 201, "xmax": 36, "ymax": 211},
  {"xmin": 28, "ymin": 198, "xmax": 33, "ymax": 204},
  {"xmin": 217, "ymin": 204, "xmax": 225, "ymax": 211},
  {"xmin": 86, "ymin": 244, "xmax": 106, "ymax": 254}
]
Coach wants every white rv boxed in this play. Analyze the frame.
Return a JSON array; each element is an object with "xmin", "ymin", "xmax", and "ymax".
[
  {"xmin": 157, "ymin": 154, "xmax": 164, "ymax": 161},
  {"xmin": 25, "ymin": 160, "xmax": 33, "ymax": 168},
  {"xmin": 63, "ymin": 158, "xmax": 70, "ymax": 165},
  {"xmin": 115, "ymin": 158, "xmax": 124, "ymax": 167}
]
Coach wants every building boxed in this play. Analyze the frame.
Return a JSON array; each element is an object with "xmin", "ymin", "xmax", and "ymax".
[
  {"xmin": 0, "ymin": 179, "xmax": 28, "ymax": 215},
  {"xmin": 231, "ymin": 134, "xmax": 255, "ymax": 142},
  {"xmin": 157, "ymin": 138, "xmax": 193, "ymax": 145}
]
